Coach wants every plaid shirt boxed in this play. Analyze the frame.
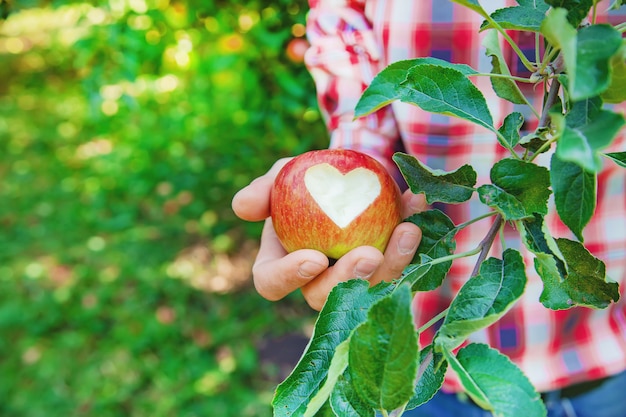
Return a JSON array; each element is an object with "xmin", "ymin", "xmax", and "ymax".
[{"xmin": 305, "ymin": 0, "xmax": 626, "ymax": 393}]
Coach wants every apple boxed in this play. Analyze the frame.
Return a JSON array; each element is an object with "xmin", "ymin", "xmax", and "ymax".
[{"xmin": 270, "ymin": 149, "xmax": 402, "ymax": 259}]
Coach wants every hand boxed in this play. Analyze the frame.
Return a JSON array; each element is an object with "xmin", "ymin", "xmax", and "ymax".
[{"xmin": 232, "ymin": 158, "xmax": 427, "ymax": 311}]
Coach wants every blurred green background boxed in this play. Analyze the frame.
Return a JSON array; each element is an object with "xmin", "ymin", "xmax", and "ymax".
[{"xmin": 0, "ymin": 0, "xmax": 328, "ymax": 415}]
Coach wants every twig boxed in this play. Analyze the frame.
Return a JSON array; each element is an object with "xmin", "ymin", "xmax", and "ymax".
[
  {"xmin": 470, "ymin": 214, "xmax": 503, "ymax": 277},
  {"xmin": 538, "ymin": 77, "xmax": 561, "ymax": 130}
]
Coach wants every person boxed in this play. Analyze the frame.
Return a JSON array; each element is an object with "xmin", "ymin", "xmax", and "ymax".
[{"xmin": 232, "ymin": 1, "xmax": 626, "ymax": 416}]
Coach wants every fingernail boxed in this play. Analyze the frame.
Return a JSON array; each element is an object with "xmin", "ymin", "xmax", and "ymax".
[
  {"xmin": 298, "ymin": 261, "xmax": 326, "ymax": 279},
  {"xmin": 398, "ymin": 231, "xmax": 419, "ymax": 255},
  {"xmin": 354, "ymin": 259, "xmax": 380, "ymax": 280}
]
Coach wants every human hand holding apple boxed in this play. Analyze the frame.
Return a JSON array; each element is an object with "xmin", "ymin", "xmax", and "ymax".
[
  {"xmin": 232, "ymin": 150, "xmax": 426, "ymax": 311},
  {"xmin": 271, "ymin": 149, "xmax": 403, "ymax": 259}
]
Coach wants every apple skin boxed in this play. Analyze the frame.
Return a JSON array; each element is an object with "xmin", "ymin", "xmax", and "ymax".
[{"xmin": 270, "ymin": 149, "xmax": 402, "ymax": 259}]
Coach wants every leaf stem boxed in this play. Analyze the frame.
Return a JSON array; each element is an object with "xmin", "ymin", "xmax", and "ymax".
[
  {"xmin": 418, "ymin": 213, "xmax": 500, "ymax": 268},
  {"xmin": 473, "ymin": 72, "xmax": 536, "ymax": 84},
  {"xmin": 528, "ymin": 135, "xmax": 559, "ymax": 163},
  {"xmin": 426, "ymin": 247, "xmax": 482, "ymax": 267},
  {"xmin": 417, "ymin": 307, "xmax": 449, "ymax": 334},
  {"xmin": 473, "ymin": 73, "xmax": 541, "ymax": 120},
  {"xmin": 591, "ymin": 3, "xmax": 598, "ymax": 24},
  {"xmin": 495, "ymin": 131, "xmax": 525, "ymax": 160},
  {"xmin": 483, "ymin": 16, "xmax": 535, "ymax": 73},
  {"xmin": 455, "ymin": 210, "xmax": 498, "ymax": 231},
  {"xmin": 535, "ymin": 32, "xmax": 541, "ymax": 67},
  {"xmin": 470, "ymin": 214, "xmax": 504, "ymax": 277},
  {"xmin": 535, "ymin": 46, "xmax": 558, "ymax": 77}
]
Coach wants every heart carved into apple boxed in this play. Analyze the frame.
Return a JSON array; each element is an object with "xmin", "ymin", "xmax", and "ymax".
[{"xmin": 270, "ymin": 149, "xmax": 402, "ymax": 259}]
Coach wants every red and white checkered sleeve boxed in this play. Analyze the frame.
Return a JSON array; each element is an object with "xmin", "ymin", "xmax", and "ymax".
[{"xmin": 304, "ymin": 0, "xmax": 401, "ymax": 174}]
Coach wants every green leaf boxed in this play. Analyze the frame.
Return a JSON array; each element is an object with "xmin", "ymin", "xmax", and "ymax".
[
  {"xmin": 273, "ymin": 280, "xmax": 392, "ymax": 417},
  {"xmin": 519, "ymin": 130, "xmax": 551, "ymax": 154},
  {"xmin": 536, "ymin": 238, "xmax": 620, "ymax": 309},
  {"xmin": 601, "ymin": 44, "xmax": 626, "ymax": 104},
  {"xmin": 478, "ymin": 184, "xmax": 529, "ymax": 220},
  {"xmin": 445, "ymin": 343, "xmax": 546, "ymax": 417},
  {"xmin": 349, "ymin": 284, "xmax": 418, "ymax": 412},
  {"xmin": 355, "ymin": 59, "xmax": 478, "ymax": 117},
  {"xmin": 354, "ymin": 60, "xmax": 417, "ymax": 117},
  {"xmin": 491, "ymin": 160, "xmax": 551, "ymax": 215},
  {"xmin": 330, "ymin": 373, "xmax": 374, "ymax": 417},
  {"xmin": 553, "ymin": 100, "xmax": 625, "ymax": 172},
  {"xmin": 393, "ymin": 153, "xmax": 477, "ymax": 204},
  {"xmin": 541, "ymin": 8, "xmax": 576, "ymax": 51},
  {"xmin": 604, "ymin": 151, "xmax": 626, "ymax": 167},
  {"xmin": 570, "ymin": 24, "xmax": 623, "ymax": 101},
  {"xmin": 562, "ymin": 93, "xmax": 602, "ymax": 127},
  {"xmin": 405, "ymin": 210, "xmax": 457, "ymax": 291},
  {"xmin": 482, "ymin": 30, "xmax": 527, "ymax": 106},
  {"xmin": 520, "ymin": 214, "xmax": 618, "ymax": 309},
  {"xmin": 481, "ymin": 1, "xmax": 550, "ymax": 32},
  {"xmin": 550, "ymin": 153, "xmax": 596, "ymax": 241},
  {"xmin": 543, "ymin": 13, "xmax": 622, "ymax": 101},
  {"xmin": 304, "ymin": 340, "xmax": 350, "ymax": 417},
  {"xmin": 406, "ymin": 345, "xmax": 448, "ymax": 411},
  {"xmin": 478, "ymin": 159, "xmax": 551, "ymax": 220},
  {"xmin": 399, "ymin": 65, "xmax": 495, "ymax": 132},
  {"xmin": 518, "ymin": 0, "xmax": 550, "ymax": 10},
  {"xmin": 436, "ymin": 249, "xmax": 527, "ymax": 351},
  {"xmin": 498, "ymin": 112, "xmax": 525, "ymax": 151},
  {"xmin": 545, "ymin": 0, "xmax": 593, "ymax": 27},
  {"xmin": 520, "ymin": 214, "xmax": 567, "ymax": 274},
  {"xmin": 541, "ymin": 8, "xmax": 577, "ymax": 65}
]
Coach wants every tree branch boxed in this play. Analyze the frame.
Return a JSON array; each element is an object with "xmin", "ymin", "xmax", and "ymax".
[
  {"xmin": 538, "ymin": 78, "xmax": 561, "ymax": 129},
  {"xmin": 470, "ymin": 214, "xmax": 503, "ymax": 277}
]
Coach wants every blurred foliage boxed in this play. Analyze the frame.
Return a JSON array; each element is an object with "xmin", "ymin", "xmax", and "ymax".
[{"xmin": 0, "ymin": 0, "xmax": 327, "ymax": 415}]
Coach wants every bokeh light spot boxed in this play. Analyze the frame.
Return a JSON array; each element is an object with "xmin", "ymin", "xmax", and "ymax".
[
  {"xmin": 87, "ymin": 236, "xmax": 106, "ymax": 252},
  {"xmin": 25, "ymin": 263, "xmax": 44, "ymax": 279},
  {"xmin": 86, "ymin": 7, "xmax": 107, "ymax": 24},
  {"xmin": 129, "ymin": 0, "xmax": 148, "ymax": 14},
  {"xmin": 291, "ymin": 23, "xmax": 306, "ymax": 37},
  {"xmin": 101, "ymin": 100, "xmax": 119, "ymax": 116},
  {"xmin": 5, "ymin": 37, "xmax": 25, "ymax": 54},
  {"xmin": 155, "ymin": 74, "xmax": 179, "ymax": 93},
  {"xmin": 204, "ymin": 17, "xmax": 218, "ymax": 33}
]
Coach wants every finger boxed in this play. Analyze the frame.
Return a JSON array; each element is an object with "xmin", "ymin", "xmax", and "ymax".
[
  {"xmin": 253, "ymin": 219, "xmax": 329, "ymax": 301},
  {"xmin": 401, "ymin": 190, "xmax": 428, "ymax": 218},
  {"xmin": 231, "ymin": 157, "xmax": 292, "ymax": 221},
  {"xmin": 368, "ymin": 221, "xmax": 422, "ymax": 286},
  {"xmin": 301, "ymin": 246, "xmax": 384, "ymax": 311}
]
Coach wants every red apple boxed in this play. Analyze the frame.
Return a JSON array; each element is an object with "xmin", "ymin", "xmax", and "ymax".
[{"xmin": 270, "ymin": 149, "xmax": 402, "ymax": 259}]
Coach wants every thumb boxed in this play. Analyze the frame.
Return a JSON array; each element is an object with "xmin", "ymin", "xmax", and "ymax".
[{"xmin": 232, "ymin": 157, "xmax": 293, "ymax": 221}]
